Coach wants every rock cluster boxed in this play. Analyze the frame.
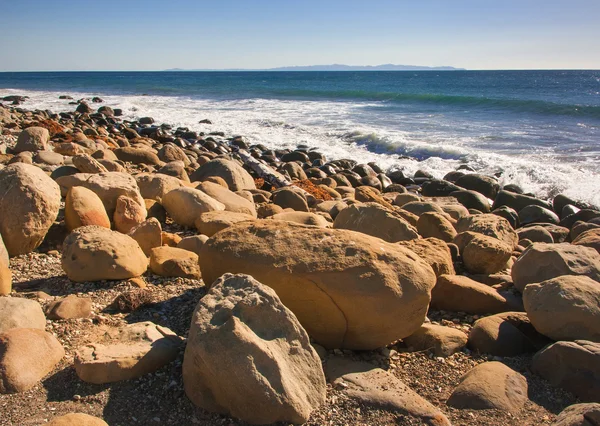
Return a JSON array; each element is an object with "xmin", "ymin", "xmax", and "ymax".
[{"xmin": 0, "ymin": 100, "xmax": 599, "ymax": 424}]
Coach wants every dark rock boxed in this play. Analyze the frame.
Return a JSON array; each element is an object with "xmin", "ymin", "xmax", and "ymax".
[
  {"xmin": 492, "ymin": 190, "xmax": 552, "ymax": 212},
  {"xmin": 519, "ymin": 205, "xmax": 560, "ymax": 226},
  {"xmin": 443, "ymin": 171, "xmax": 466, "ymax": 182},
  {"xmin": 503, "ymin": 184, "xmax": 524, "ymax": 194},
  {"xmin": 455, "ymin": 174, "xmax": 499, "ymax": 199},
  {"xmin": 451, "ymin": 189, "xmax": 491, "ymax": 212},
  {"xmin": 353, "ymin": 164, "xmax": 377, "ymax": 178},
  {"xmin": 139, "ymin": 117, "xmax": 154, "ymax": 125},
  {"xmin": 421, "ymin": 180, "xmax": 461, "ymax": 197},
  {"xmin": 387, "ymin": 170, "xmax": 406, "ymax": 184},
  {"xmin": 281, "ymin": 151, "xmax": 310, "ymax": 163}
]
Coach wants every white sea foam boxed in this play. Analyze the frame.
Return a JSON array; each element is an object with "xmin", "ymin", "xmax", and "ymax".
[{"xmin": 2, "ymin": 87, "xmax": 599, "ymax": 207}]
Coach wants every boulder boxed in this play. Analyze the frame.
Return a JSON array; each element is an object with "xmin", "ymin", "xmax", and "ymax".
[
  {"xmin": 519, "ymin": 205, "xmax": 560, "ymax": 225},
  {"xmin": 158, "ymin": 161, "xmax": 190, "ymax": 182},
  {"xmin": 64, "ymin": 186, "xmax": 111, "ymax": 232},
  {"xmin": 455, "ymin": 214, "xmax": 518, "ymax": 248},
  {"xmin": 271, "ymin": 211, "xmax": 330, "ymax": 227},
  {"xmin": 0, "ymin": 298, "xmax": 46, "ymax": 334},
  {"xmin": 56, "ymin": 172, "xmax": 145, "ymax": 216},
  {"xmin": 196, "ymin": 181, "xmax": 257, "ymax": 217},
  {"xmin": 149, "ymin": 246, "xmax": 200, "ymax": 279},
  {"xmin": 177, "ymin": 235, "xmax": 209, "ymax": 256},
  {"xmin": 72, "ymin": 154, "xmax": 108, "ymax": 173},
  {"xmin": 532, "ymin": 340, "xmax": 600, "ymax": 402},
  {"xmin": 0, "ymin": 163, "xmax": 61, "ymax": 255},
  {"xmin": 325, "ymin": 357, "xmax": 450, "ymax": 426},
  {"xmin": 183, "ymin": 273, "xmax": 326, "ymax": 424},
  {"xmin": 273, "ymin": 187, "xmax": 309, "ymax": 211},
  {"xmin": 403, "ymin": 324, "xmax": 467, "ymax": 357},
  {"xmin": 14, "ymin": 127, "xmax": 49, "ymax": 153},
  {"xmin": 135, "ymin": 173, "xmax": 184, "ymax": 202},
  {"xmin": 0, "ymin": 328, "xmax": 64, "ymax": 393},
  {"xmin": 333, "ymin": 202, "xmax": 418, "ymax": 242},
  {"xmin": 431, "ymin": 274, "xmax": 523, "ymax": 314},
  {"xmin": 75, "ymin": 322, "xmax": 182, "ymax": 384},
  {"xmin": 354, "ymin": 186, "xmax": 394, "ymax": 209},
  {"xmin": 492, "ymin": 189, "xmax": 552, "ymax": 212},
  {"xmin": 573, "ymin": 228, "xmax": 600, "ymax": 254},
  {"xmin": 0, "ymin": 235, "xmax": 11, "ymax": 296},
  {"xmin": 454, "ymin": 174, "xmax": 499, "ymax": 199},
  {"xmin": 162, "ymin": 187, "xmax": 225, "ymax": 227},
  {"xmin": 512, "ymin": 243, "xmax": 600, "ymax": 292},
  {"xmin": 455, "ymin": 231, "xmax": 513, "ymax": 274},
  {"xmin": 468, "ymin": 312, "xmax": 548, "ymax": 356},
  {"xmin": 158, "ymin": 144, "xmax": 190, "ymax": 166},
  {"xmin": 113, "ymin": 195, "xmax": 147, "ymax": 234},
  {"xmin": 62, "ymin": 226, "xmax": 148, "ymax": 282},
  {"xmin": 450, "ymin": 189, "xmax": 491, "ymax": 213},
  {"xmin": 523, "ymin": 275, "xmax": 600, "ymax": 342},
  {"xmin": 190, "ymin": 158, "xmax": 256, "ymax": 191},
  {"xmin": 517, "ymin": 225, "xmax": 554, "ymax": 243},
  {"xmin": 45, "ymin": 295, "xmax": 92, "ymax": 320},
  {"xmin": 195, "ymin": 211, "xmax": 254, "ymax": 237},
  {"xmin": 397, "ymin": 238, "xmax": 455, "ymax": 277},
  {"xmin": 127, "ymin": 218, "xmax": 162, "ymax": 256},
  {"xmin": 47, "ymin": 413, "xmax": 108, "ymax": 426},
  {"xmin": 200, "ymin": 221, "xmax": 436, "ymax": 350},
  {"xmin": 416, "ymin": 212, "xmax": 457, "ymax": 242},
  {"xmin": 447, "ymin": 361, "xmax": 528, "ymax": 413},
  {"xmin": 114, "ymin": 147, "xmax": 161, "ymax": 165},
  {"xmin": 552, "ymin": 403, "xmax": 600, "ymax": 426}
]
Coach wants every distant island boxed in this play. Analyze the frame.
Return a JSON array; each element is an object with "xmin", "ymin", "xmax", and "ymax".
[{"xmin": 164, "ymin": 64, "xmax": 465, "ymax": 72}]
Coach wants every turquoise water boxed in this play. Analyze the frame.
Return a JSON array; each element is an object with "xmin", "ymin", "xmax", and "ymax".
[{"xmin": 1, "ymin": 71, "xmax": 599, "ymax": 204}]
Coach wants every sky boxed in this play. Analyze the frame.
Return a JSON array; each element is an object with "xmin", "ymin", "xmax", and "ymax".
[{"xmin": 1, "ymin": 0, "xmax": 599, "ymax": 71}]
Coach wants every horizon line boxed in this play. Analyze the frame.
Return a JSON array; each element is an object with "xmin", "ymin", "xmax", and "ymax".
[{"xmin": 1, "ymin": 68, "xmax": 600, "ymax": 73}]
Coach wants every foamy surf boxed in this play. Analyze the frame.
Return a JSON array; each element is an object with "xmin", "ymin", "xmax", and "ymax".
[{"xmin": 1, "ymin": 86, "xmax": 599, "ymax": 207}]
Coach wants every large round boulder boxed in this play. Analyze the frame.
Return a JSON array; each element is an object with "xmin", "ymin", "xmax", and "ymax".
[
  {"xmin": 199, "ymin": 221, "xmax": 437, "ymax": 350},
  {"xmin": 0, "ymin": 163, "xmax": 61, "ymax": 255},
  {"xmin": 14, "ymin": 127, "xmax": 50, "ymax": 153},
  {"xmin": 190, "ymin": 158, "xmax": 256, "ymax": 191},
  {"xmin": 64, "ymin": 186, "xmax": 111, "ymax": 232},
  {"xmin": 162, "ymin": 187, "xmax": 225, "ymax": 227},
  {"xmin": 62, "ymin": 226, "xmax": 148, "ymax": 282}
]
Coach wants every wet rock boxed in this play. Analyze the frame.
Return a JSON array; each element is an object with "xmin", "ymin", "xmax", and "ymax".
[{"xmin": 519, "ymin": 205, "xmax": 560, "ymax": 225}]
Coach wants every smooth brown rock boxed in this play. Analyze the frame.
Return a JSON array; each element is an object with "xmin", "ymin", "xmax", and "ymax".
[
  {"xmin": 162, "ymin": 187, "xmax": 225, "ymax": 227},
  {"xmin": 0, "ymin": 328, "xmax": 64, "ymax": 393},
  {"xmin": 176, "ymin": 234, "xmax": 209, "ymax": 256},
  {"xmin": 45, "ymin": 295, "xmax": 92, "ymax": 320},
  {"xmin": 524, "ymin": 275, "xmax": 600, "ymax": 342},
  {"xmin": 196, "ymin": 181, "xmax": 257, "ymax": 217},
  {"xmin": 200, "ymin": 221, "xmax": 436, "ymax": 350},
  {"xmin": 456, "ymin": 231, "xmax": 513, "ymax": 274},
  {"xmin": 135, "ymin": 173, "xmax": 184, "ymax": 202},
  {"xmin": 404, "ymin": 324, "xmax": 467, "ymax": 357},
  {"xmin": 75, "ymin": 322, "xmax": 182, "ymax": 384},
  {"xmin": 325, "ymin": 357, "xmax": 450, "ymax": 426},
  {"xmin": 183, "ymin": 273, "xmax": 326, "ymax": 424},
  {"xmin": 149, "ymin": 246, "xmax": 200, "ymax": 279},
  {"xmin": 573, "ymin": 228, "xmax": 600, "ymax": 254},
  {"xmin": 552, "ymin": 403, "xmax": 600, "ymax": 426},
  {"xmin": 62, "ymin": 226, "xmax": 148, "ymax": 282},
  {"xmin": 398, "ymin": 238, "xmax": 455, "ymax": 277},
  {"xmin": 0, "ymin": 235, "xmax": 11, "ymax": 296},
  {"xmin": 114, "ymin": 147, "xmax": 161, "ymax": 165},
  {"xmin": 72, "ymin": 154, "xmax": 108, "ymax": 173},
  {"xmin": 127, "ymin": 218, "xmax": 162, "ymax": 257},
  {"xmin": 271, "ymin": 211, "xmax": 330, "ymax": 227},
  {"xmin": 512, "ymin": 243, "xmax": 600, "ymax": 292},
  {"xmin": 0, "ymin": 163, "xmax": 61, "ymax": 255},
  {"xmin": 431, "ymin": 274, "xmax": 523, "ymax": 314},
  {"xmin": 447, "ymin": 361, "xmax": 528, "ymax": 412},
  {"xmin": 532, "ymin": 340, "xmax": 600, "ymax": 402},
  {"xmin": 64, "ymin": 186, "xmax": 111, "ymax": 232},
  {"xmin": 0, "ymin": 298, "xmax": 46, "ymax": 334},
  {"xmin": 190, "ymin": 158, "xmax": 256, "ymax": 191},
  {"xmin": 455, "ymin": 214, "xmax": 518, "ymax": 249},
  {"xmin": 272, "ymin": 187, "xmax": 309, "ymax": 211},
  {"xmin": 417, "ymin": 212, "xmax": 457, "ymax": 242},
  {"xmin": 195, "ymin": 211, "xmax": 254, "ymax": 237},
  {"xmin": 47, "ymin": 413, "xmax": 109, "ymax": 426},
  {"xmin": 14, "ymin": 127, "xmax": 49, "ymax": 153},
  {"xmin": 113, "ymin": 195, "xmax": 147, "ymax": 234}
]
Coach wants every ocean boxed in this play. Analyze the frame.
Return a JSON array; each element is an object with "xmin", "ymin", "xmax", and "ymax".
[{"xmin": 1, "ymin": 70, "xmax": 599, "ymax": 205}]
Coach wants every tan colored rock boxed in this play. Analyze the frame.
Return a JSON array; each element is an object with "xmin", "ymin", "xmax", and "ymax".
[
  {"xmin": 45, "ymin": 295, "xmax": 92, "ymax": 320},
  {"xmin": 532, "ymin": 340, "xmax": 600, "ymax": 402},
  {"xmin": 0, "ymin": 163, "xmax": 61, "ymax": 255},
  {"xmin": 431, "ymin": 274, "xmax": 523, "ymax": 314},
  {"xmin": 161, "ymin": 231, "xmax": 182, "ymax": 247},
  {"xmin": 0, "ymin": 234, "xmax": 10, "ymax": 296},
  {"xmin": 272, "ymin": 187, "xmax": 309, "ymax": 211},
  {"xmin": 354, "ymin": 186, "xmax": 394, "ymax": 209},
  {"xmin": 56, "ymin": 172, "xmax": 145, "ymax": 216},
  {"xmin": 573, "ymin": 228, "xmax": 600, "ymax": 254},
  {"xmin": 190, "ymin": 158, "xmax": 256, "ymax": 191},
  {"xmin": 196, "ymin": 181, "xmax": 257, "ymax": 217},
  {"xmin": 0, "ymin": 328, "xmax": 64, "ymax": 393},
  {"xmin": 0, "ymin": 298, "xmax": 46, "ymax": 334},
  {"xmin": 162, "ymin": 187, "xmax": 225, "ymax": 227},
  {"xmin": 158, "ymin": 144, "xmax": 190, "ymax": 166},
  {"xmin": 75, "ymin": 321, "xmax": 182, "ymax": 384},
  {"xmin": 398, "ymin": 238, "xmax": 455, "ymax": 277},
  {"xmin": 72, "ymin": 154, "xmax": 108, "ymax": 173},
  {"xmin": 200, "ymin": 220, "xmax": 436, "ymax": 350},
  {"xmin": 417, "ymin": 212, "xmax": 457, "ymax": 242},
  {"xmin": 456, "ymin": 214, "xmax": 518, "ymax": 248},
  {"xmin": 64, "ymin": 186, "xmax": 111, "ymax": 232},
  {"xmin": 512, "ymin": 243, "xmax": 600, "ymax": 292},
  {"xmin": 183, "ymin": 273, "xmax": 326, "ymax": 424},
  {"xmin": 552, "ymin": 403, "xmax": 600, "ymax": 426},
  {"xmin": 333, "ymin": 202, "xmax": 418, "ymax": 242},
  {"xmin": 113, "ymin": 195, "xmax": 147, "ymax": 234},
  {"xmin": 62, "ymin": 226, "xmax": 148, "ymax": 282},
  {"xmin": 271, "ymin": 211, "xmax": 330, "ymax": 227},
  {"xmin": 325, "ymin": 357, "xmax": 450, "ymax": 425},
  {"xmin": 135, "ymin": 173, "xmax": 183, "ymax": 202},
  {"xmin": 404, "ymin": 323, "xmax": 467, "ymax": 357},
  {"xmin": 195, "ymin": 211, "xmax": 254, "ymax": 237},
  {"xmin": 455, "ymin": 231, "xmax": 513, "ymax": 274},
  {"xmin": 128, "ymin": 218, "xmax": 162, "ymax": 256},
  {"xmin": 114, "ymin": 147, "xmax": 161, "ymax": 165},
  {"xmin": 14, "ymin": 127, "xmax": 49, "ymax": 153},
  {"xmin": 149, "ymin": 246, "xmax": 200, "ymax": 279},
  {"xmin": 47, "ymin": 413, "xmax": 109, "ymax": 426},
  {"xmin": 177, "ymin": 235, "xmax": 209, "ymax": 256},
  {"xmin": 468, "ymin": 312, "xmax": 547, "ymax": 356},
  {"xmin": 447, "ymin": 361, "xmax": 528, "ymax": 412},
  {"xmin": 523, "ymin": 275, "xmax": 600, "ymax": 342}
]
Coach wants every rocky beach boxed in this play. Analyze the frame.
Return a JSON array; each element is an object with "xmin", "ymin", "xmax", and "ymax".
[{"xmin": 0, "ymin": 95, "xmax": 599, "ymax": 426}]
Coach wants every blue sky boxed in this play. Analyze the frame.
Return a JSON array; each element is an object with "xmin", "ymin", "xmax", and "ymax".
[{"xmin": 1, "ymin": 0, "xmax": 599, "ymax": 71}]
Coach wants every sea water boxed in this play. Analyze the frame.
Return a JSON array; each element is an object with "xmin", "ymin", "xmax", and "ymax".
[{"xmin": 1, "ymin": 70, "xmax": 599, "ymax": 205}]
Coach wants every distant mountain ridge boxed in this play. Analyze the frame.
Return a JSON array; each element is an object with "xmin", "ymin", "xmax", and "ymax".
[{"xmin": 164, "ymin": 64, "xmax": 465, "ymax": 71}]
